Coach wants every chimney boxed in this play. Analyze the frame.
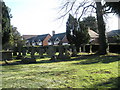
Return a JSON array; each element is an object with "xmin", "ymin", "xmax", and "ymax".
[{"xmin": 52, "ymin": 30, "xmax": 55, "ymax": 36}]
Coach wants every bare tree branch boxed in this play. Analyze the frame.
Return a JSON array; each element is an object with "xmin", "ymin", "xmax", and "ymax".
[
  {"xmin": 58, "ymin": 0, "xmax": 76, "ymax": 19},
  {"xmin": 58, "ymin": 0, "xmax": 96, "ymax": 20}
]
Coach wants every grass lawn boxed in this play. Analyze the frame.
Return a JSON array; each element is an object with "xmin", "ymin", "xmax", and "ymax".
[{"xmin": 1, "ymin": 53, "xmax": 120, "ymax": 88}]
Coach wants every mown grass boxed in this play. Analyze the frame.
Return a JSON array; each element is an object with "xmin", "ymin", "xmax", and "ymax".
[{"xmin": 1, "ymin": 53, "xmax": 120, "ymax": 88}]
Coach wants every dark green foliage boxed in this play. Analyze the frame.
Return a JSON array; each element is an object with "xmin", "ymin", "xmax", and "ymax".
[
  {"xmin": 82, "ymin": 16, "xmax": 98, "ymax": 33},
  {"xmin": 105, "ymin": 1, "xmax": 120, "ymax": 17},
  {"xmin": 2, "ymin": 1, "xmax": 11, "ymax": 47},
  {"xmin": 10, "ymin": 26, "xmax": 25, "ymax": 47},
  {"xmin": 66, "ymin": 14, "xmax": 90, "ymax": 52}
]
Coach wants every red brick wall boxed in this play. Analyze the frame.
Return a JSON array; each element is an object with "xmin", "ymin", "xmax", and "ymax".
[{"xmin": 43, "ymin": 35, "xmax": 51, "ymax": 46}]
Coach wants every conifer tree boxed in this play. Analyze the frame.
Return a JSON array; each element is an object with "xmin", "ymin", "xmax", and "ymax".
[{"xmin": 66, "ymin": 14, "xmax": 90, "ymax": 52}]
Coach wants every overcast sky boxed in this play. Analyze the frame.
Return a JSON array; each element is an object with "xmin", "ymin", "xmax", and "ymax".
[{"xmin": 4, "ymin": 0, "xmax": 120, "ymax": 35}]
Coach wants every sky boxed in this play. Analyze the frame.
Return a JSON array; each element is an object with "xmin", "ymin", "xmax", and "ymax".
[{"xmin": 4, "ymin": 0, "xmax": 120, "ymax": 35}]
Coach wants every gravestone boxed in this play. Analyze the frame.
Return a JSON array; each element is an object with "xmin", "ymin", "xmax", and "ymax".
[
  {"xmin": 64, "ymin": 47, "xmax": 71, "ymax": 59},
  {"xmin": 71, "ymin": 46, "xmax": 77, "ymax": 57},
  {"xmin": 13, "ymin": 47, "xmax": 17, "ymax": 56},
  {"xmin": 57, "ymin": 45, "xmax": 65, "ymax": 59},
  {"xmin": 16, "ymin": 46, "xmax": 23, "ymax": 59},
  {"xmin": 46, "ymin": 46, "xmax": 56, "ymax": 61},
  {"xmin": 1, "ymin": 51, "xmax": 13, "ymax": 64},
  {"xmin": 27, "ymin": 47, "xmax": 31, "ymax": 54},
  {"xmin": 22, "ymin": 47, "xmax": 26, "ymax": 57},
  {"xmin": 31, "ymin": 46, "xmax": 35, "ymax": 59},
  {"xmin": 1, "ymin": 51, "xmax": 12, "ymax": 61},
  {"xmin": 21, "ymin": 58, "xmax": 36, "ymax": 64},
  {"xmin": 38, "ymin": 47, "xmax": 44, "ymax": 58}
]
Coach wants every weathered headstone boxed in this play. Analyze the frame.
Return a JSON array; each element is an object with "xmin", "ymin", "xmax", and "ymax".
[
  {"xmin": 13, "ymin": 47, "xmax": 17, "ymax": 56},
  {"xmin": 57, "ymin": 45, "xmax": 65, "ymax": 59},
  {"xmin": 64, "ymin": 47, "xmax": 71, "ymax": 59},
  {"xmin": 1, "ymin": 51, "xmax": 13, "ymax": 64},
  {"xmin": 21, "ymin": 58, "xmax": 36, "ymax": 64},
  {"xmin": 46, "ymin": 46, "xmax": 56, "ymax": 61},
  {"xmin": 16, "ymin": 46, "xmax": 23, "ymax": 59},
  {"xmin": 1, "ymin": 51, "xmax": 12, "ymax": 61},
  {"xmin": 38, "ymin": 47, "xmax": 44, "ymax": 58},
  {"xmin": 71, "ymin": 46, "xmax": 77, "ymax": 57},
  {"xmin": 31, "ymin": 46, "xmax": 35, "ymax": 59},
  {"xmin": 22, "ymin": 47, "xmax": 26, "ymax": 57}
]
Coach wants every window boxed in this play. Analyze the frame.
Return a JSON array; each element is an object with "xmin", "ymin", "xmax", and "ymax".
[{"xmin": 54, "ymin": 37, "xmax": 60, "ymax": 45}]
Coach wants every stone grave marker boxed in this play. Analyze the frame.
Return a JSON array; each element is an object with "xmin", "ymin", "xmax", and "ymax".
[
  {"xmin": 16, "ymin": 46, "xmax": 23, "ymax": 59},
  {"xmin": 64, "ymin": 46, "xmax": 71, "ymax": 59},
  {"xmin": 13, "ymin": 47, "xmax": 17, "ymax": 56},
  {"xmin": 46, "ymin": 46, "xmax": 56, "ymax": 61},
  {"xmin": 38, "ymin": 47, "xmax": 44, "ymax": 58},
  {"xmin": 31, "ymin": 46, "xmax": 35, "ymax": 59},
  {"xmin": 57, "ymin": 45, "xmax": 65, "ymax": 59},
  {"xmin": 71, "ymin": 46, "xmax": 77, "ymax": 56},
  {"xmin": 22, "ymin": 47, "xmax": 26, "ymax": 57}
]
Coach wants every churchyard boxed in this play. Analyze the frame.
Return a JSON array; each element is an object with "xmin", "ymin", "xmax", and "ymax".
[{"xmin": 1, "ymin": 45, "xmax": 120, "ymax": 88}]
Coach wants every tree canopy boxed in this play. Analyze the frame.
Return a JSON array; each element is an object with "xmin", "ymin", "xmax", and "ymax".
[
  {"xmin": 81, "ymin": 16, "xmax": 98, "ymax": 33},
  {"xmin": 66, "ymin": 14, "xmax": 90, "ymax": 52},
  {"xmin": 2, "ymin": 1, "xmax": 11, "ymax": 48},
  {"xmin": 1, "ymin": 1, "xmax": 24, "ymax": 49},
  {"xmin": 10, "ymin": 26, "xmax": 25, "ymax": 48},
  {"xmin": 105, "ymin": 1, "xmax": 120, "ymax": 17}
]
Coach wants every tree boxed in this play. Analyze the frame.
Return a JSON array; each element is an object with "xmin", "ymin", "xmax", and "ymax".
[
  {"xmin": 10, "ymin": 26, "xmax": 25, "ymax": 48},
  {"xmin": 66, "ymin": 14, "xmax": 90, "ymax": 52},
  {"xmin": 59, "ymin": 0, "xmax": 119, "ymax": 55},
  {"xmin": 81, "ymin": 16, "xmax": 98, "ymax": 33},
  {"xmin": 104, "ymin": 1, "xmax": 120, "ymax": 17},
  {"xmin": 96, "ymin": 2, "xmax": 108, "ymax": 54},
  {"xmin": 2, "ymin": 1, "xmax": 11, "ymax": 49}
]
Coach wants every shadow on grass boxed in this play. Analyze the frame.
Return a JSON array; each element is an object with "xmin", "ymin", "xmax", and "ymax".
[
  {"xmin": 90, "ymin": 77, "xmax": 120, "ymax": 88},
  {"xmin": 1, "ymin": 54, "xmax": 120, "ymax": 66},
  {"xmin": 1, "ymin": 55, "xmax": 89, "ymax": 66},
  {"xmin": 73, "ymin": 55, "xmax": 120, "ymax": 65}
]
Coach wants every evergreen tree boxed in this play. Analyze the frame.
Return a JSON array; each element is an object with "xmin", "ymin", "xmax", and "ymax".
[
  {"xmin": 66, "ymin": 14, "xmax": 90, "ymax": 52},
  {"xmin": 82, "ymin": 16, "xmax": 98, "ymax": 33},
  {"xmin": 2, "ymin": 1, "xmax": 11, "ymax": 48},
  {"xmin": 10, "ymin": 26, "xmax": 25, "ymax": 48},
  {"xmin": 105, "ymin": 1, "xmax": 120, "ymax": 17}
]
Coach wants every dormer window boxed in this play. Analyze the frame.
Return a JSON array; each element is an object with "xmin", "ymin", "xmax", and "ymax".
[
  {"xmin": 39, "ymin": 42, "xmax": 42, "ymax": 45},
  {"xmin": 37, "ymin": 40, "xmax": 42, "ymax": 45},
  {"xmin": 48, "ymin": 39, "xmax": 52, "ymax": 45},
  {"xmin": 54, "ymin": 37, "xmax": 60, "ymax": 45}
]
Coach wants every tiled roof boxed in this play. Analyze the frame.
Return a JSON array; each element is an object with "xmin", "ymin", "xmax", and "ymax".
[
  {"xmin": 107, "ymin": 29, "xmax": 120, "ymax": 37},
  {"xmin": 50, "ymin": 32, "xmax": 66, "ymax": 41},
  {"xmin": 27, "ymin": 36, "xmax": 36, "ymax": 42},
  {"xmin": 27, "ymin": 34, "xmax": 50, "ymax": 42},
  {"xmin": 22, "ymin": 35, "xmax": 38, "ymax": 40},
  {"xmin": 34, "ymin": 34, "xmax": 50, "ymax": 41},
  {"xmin": 88, "ymin": 30, "xmax": 99, "ymax": 38}
]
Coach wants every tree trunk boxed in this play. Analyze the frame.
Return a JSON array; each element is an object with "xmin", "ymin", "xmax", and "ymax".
[
  {"xmin": 96, "ymin": 2, "xmax": 108, "ymax": 55},
  {"xmin": 76, "ymin": 46, "xmax": 80, "ymax": 53}
]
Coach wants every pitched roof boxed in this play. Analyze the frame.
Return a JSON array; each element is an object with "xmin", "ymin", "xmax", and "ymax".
[
  {"xmin": 34, "ymin": 34, "xmax": 50, "ymax": 41},
  {"xmin": 88, "ymin": 30, "xmax": 99, "ymax": 38},
  {"xmin": 107, "ymin": 29, "xmax": 120, "ymax": 37},
  {"xmin": 26, "ymin": 34, "xmax": 50, "ymax": 42},
  {"xmin": 50, "ymin": 32, "xmax": 66, "ymax": 41},
  {"xmin": 22, "ymin": 35, "xmax": 38, "ymax": 40},
  {"xmin": 27, "ymin": 36, "xmax": 36, "ymax": 42}
]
